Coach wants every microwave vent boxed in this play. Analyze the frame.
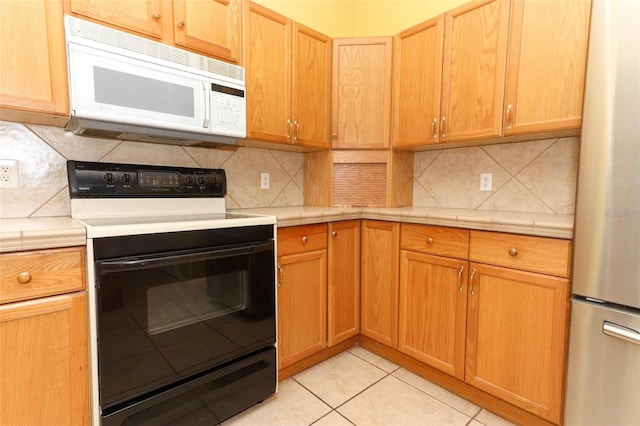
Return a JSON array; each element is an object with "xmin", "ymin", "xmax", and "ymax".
[{"xmin": 65, "ymin": 15, "xmax": 244, "ymax": 83}]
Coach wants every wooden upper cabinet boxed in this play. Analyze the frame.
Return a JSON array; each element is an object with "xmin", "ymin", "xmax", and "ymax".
[
  {"xmin": 0, "ymin": 0, "xmax": 69, "ymax": 124},
  {"xmin": 173, "ymin": 0, "xmax": 241, "ymax": 62},
  {"xmin": 332, "ymin": 37, "xmax": 393, "ymax": 149},
  {"xmin": 69, "ymin": 0, "xmax": 164, "ymax": 39},
  {"xmin": 393, "ymin": 16, "xmax": 444, "ymax": 148},
  {"xmin": 504, "ymin": 0, "xmax": 591, "ymax": 135},
  {"xmin": 440, "ymin": 0, "xmax": 510, "ymax": 143},
  {"xmin": 245, "ymin": 2, "xmax": 330, "ymax": 149},
  {"xmin": 291, "ymin": 23, "xmax": 332, "ymax": 148}
]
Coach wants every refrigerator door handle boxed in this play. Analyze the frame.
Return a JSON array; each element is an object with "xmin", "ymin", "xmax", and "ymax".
[{"xmin": 603, "ymin": 321, "xmax": 640, "ymax": 345}]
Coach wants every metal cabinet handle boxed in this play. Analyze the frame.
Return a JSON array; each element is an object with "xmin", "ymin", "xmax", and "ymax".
[
  {"xmin": 301, "ymin": 236, "xmax": 308, "ymax": 244},
  {"xmin": 17, "ymin": 272, "xmax": 32, "ymax": 284},
  {"xmin": 177, "ymin": 19, "xmax": 185, "ymax": 28},
  {"xmin": 457, "ymin": 266, "xmax": 464, "ymax": 292},
  {"xmin": 431, "ymin": 118, "xmax": 438, "ymax": 139},
  {"xmin": 277, "ymin": 263, "xmax": 283, "ymax": 287},
  {"xmin": 294, "ymin": 120, "xmax": 300, "ymax": 143},
  {"xmin": 152, "ymin": 10, "xmax": 162, "ymax": 19},
  {"xmin": 508, "ymin": 247, "xmax": 518, "ymax": 257},
  {"xmin": 603, "ymin": 321, "xmax": 640, "ymax": 345},
  {"xmin": 469, "ymin": 268, "xmax": 477, "ymax": 295},
  {"xmin": 506, "ymin": 104, "xmax": 513, "ymax": 130},
  {"xmin": 287, "ymin": 119, "xmax": 293, "ymax": 141},
  {"xmin": 332, "ymin": 231, "xmax": 337, "ymax": 237},
  {"xmin": 440, "ymin": 117, "xmax": 446, "ymax": 139},
  {"xmin": 426, "ymin": 237, "xmax": 434, "ymax": 245}
]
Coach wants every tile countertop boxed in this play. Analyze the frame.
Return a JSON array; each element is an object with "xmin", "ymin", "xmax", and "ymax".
[
  {"xmin": 234, "ymin": 207, "xmax": 575, "ymax": 240},
  {"xmin": 0, "ymin": 217, "xmax": 86, "ymax": 252}
]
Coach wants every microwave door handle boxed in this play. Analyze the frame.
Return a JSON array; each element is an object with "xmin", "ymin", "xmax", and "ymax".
[
  {"xmin": 202, "ymin": 80, "xmax": 210, "ymax": 128},
  {"xmin": 97, "ymin": 241, "xmax": 273, "ymax": 274}
]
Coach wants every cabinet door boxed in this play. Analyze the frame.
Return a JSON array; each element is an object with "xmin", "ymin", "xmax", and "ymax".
[
  {"xmin": 173, "ymin": 0, "xmax": 241, "ymax": 63},
  {"xmin": 292, "ymin": 23, "xmax": 331, "ymax": 149},
  {"xmin": 399, "ymin": 252, "xmax": 467, "ymax": 379},
  {"xmin": 245, "ymin": 3, "xmax": 292, "ymax": 143},
  {"xmin": 465, "ymin": 263, "xmax": 570, "ymax": 424},
  {"xmin": 328, "ymin": 221, "xmax": 360, "ymax": 346},
  {"xmin": 361, "ymin": 220, "xmax": 399, "ymax": 348},
  {"xmin": 392, "ymin": 16, "xmax": 444, "ymax": 148},
  {"xmin": 0, "ymin": 0, "xmax": 68, "ymax": 120},
  {"xmin": 504, "ymin": 0, "xmax": 591, "ymax": 135},
  {"xmin": 69, "ymin": 0, "xmax": 163, "ymax": 38},
  {"xmin": 440, "ymin": 0, "xmax": 509, "ymax": 142},
  {"xmin": 332, "ymin": 37, "xmax": 393, "ymax": 149},
  {"xmin": 277, "ymin": 250, "xmax": 327, "ymax": 369},
  {"xmin": 0, "ymin": 293, "xmax": 89, "ymax": 425}
]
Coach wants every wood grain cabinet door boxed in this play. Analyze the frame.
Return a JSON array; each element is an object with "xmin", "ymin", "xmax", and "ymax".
[
  {"xmin": 392, "ymin": 16, "xmax": 444, "ymax": 148},
  {"xmin": 332, "ymin": 37, "xmax": 393, "ymax": 149},
  {"xmin": 504, "ymin": 0, "xmax": 591, "ymax": 135},
  {"xmin": 465, "ymin": 263, "xmax": 570, "ymax": 424},
  {"xmin": 440, "ymin": 0, "xmax": 509, "ymax": 143},
  {"xmin": 69, "ymin": 0, "xmax": 163, "ymax": 38}
]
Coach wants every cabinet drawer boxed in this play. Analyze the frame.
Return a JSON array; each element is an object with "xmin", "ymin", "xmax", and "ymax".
[
  {"xmin": 0, "ymin": 247, "xmax": 86, "ymax": 304},
  {"xmin": 469, "ymin": 231, "xmax": 572, "ymax": 277},
  {"xmin": 278, "ymin": 224, "xmax": 328, "ymax": 256},
  {"xmin": 401, "ymin": 224, "xmax": 469, "ymax": 259}
]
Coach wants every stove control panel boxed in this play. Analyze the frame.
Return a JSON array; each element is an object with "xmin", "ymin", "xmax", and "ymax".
[{"xmin": 67, "ymin": 160, "xmax": 226, "ymax": 197}]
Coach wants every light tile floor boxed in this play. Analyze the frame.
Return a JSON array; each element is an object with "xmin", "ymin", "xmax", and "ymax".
[{"xmin": 224, "ymin": 345, "xmax": 516, "ymax": 426}]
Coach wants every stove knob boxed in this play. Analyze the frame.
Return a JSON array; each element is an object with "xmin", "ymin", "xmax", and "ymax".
[
  {"xmin": 214, "ymin": 174, "xmax": 223, "ymax": 185},
  {"xmin": 184, "ymin": 175, "xmax": 194, "ymax": 185},
  {"xmin": 104, "ymin": 172, "xmax": 115, "ymax": 184},
  {"xmin": 197, "ymin": 176, "xmax": 206, "ymax": 185},
  {"xmin": 122, "ymin": 173, "xmax": 132, "ymax": 184}
]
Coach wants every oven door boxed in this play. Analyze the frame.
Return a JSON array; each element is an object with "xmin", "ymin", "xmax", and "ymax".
[{"xmin": 95, "ymin": 241, "xmax": 275, "ymax": 411}]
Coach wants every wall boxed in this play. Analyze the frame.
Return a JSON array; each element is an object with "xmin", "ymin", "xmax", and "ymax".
[
  {"xmin": 253, "ymin": 0, "xmax": 467, "ymax": 37},
  {"xmin": 0, "ymin": 121, "xmax": 304, "ymax": 218}
]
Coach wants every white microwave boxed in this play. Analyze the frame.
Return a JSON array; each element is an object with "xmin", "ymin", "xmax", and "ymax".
[{"xmin": 64, "ymin": 16, "xmax": 246, "ymax": 146}]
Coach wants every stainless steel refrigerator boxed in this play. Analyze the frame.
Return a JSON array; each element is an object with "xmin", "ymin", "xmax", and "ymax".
[{"xmin": 564, "ymin": 0, "xmax": 640, "ymax": 425}]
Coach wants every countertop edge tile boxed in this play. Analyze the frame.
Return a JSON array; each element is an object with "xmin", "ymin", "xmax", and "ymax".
[{"xmin": 0, "ymin": 217, "xmax": 87, "ymax": 252}]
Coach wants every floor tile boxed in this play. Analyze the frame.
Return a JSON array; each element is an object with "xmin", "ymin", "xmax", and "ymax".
[
  {"xmin": 348, "ymin": 344, "xmax": 399, "ymax": 373},
  {"xmin": 223, "ymin": 378, "xmax": 330, "ymax": 426},
  {"xmin": 337, "ymin": 375, "xmax": 471, "ymax": 426},
  {"xmin": 293, "ymin": 351, "xmax": 387, "ymax": 408},
  {"xmin": 312, "ymin": 410, "xmax": 353, "ymax": 426},
  {"xmin": 474, "ymin": 409, "xmax": 517, "ymax": 426},
  {"xmin": 393, "ymin": 368, "xmax": 481, "ymax": 417}
]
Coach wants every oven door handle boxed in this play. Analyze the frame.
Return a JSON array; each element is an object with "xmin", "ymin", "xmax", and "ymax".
[{"xmin": 97, "ymin": 241, "xmax": 273, "ymax": 273}]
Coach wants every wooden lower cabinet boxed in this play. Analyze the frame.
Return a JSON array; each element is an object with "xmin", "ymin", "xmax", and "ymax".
[
  {"xmin": 399, "ymin": 251, "xmax": 468, "ymax": 380},
  {"xmin": 0, "ymin": 292, "xmax": 89, "ymax": 425},
  {"xmin": 327, "ymin": 221, "xmax": 360, "ymax": 346},
  {"xmin": 465, "ymin": 262, "xmax": 570, "ymax": 424},
  {"xmin": 360, "ymin": 220, "xmax": 399, "ymax": 348}
]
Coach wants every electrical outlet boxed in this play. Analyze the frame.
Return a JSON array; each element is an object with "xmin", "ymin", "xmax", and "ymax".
[
  {"xmin": 0, "ymin": 160, "xmax": 19, "ymax": 188},
  {"xmin": 480, "ymin": 173, "xmax": 492, "ymax": 191},
  {"xmin": 260, "ymin": 173, "xmax": 270, "ymax": 189}
]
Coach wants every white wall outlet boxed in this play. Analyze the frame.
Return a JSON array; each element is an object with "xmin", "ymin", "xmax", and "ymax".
[
  {"xmin": 480, "ymin": 173, "xmax": 492, "ymax": 191},
  {"xmin": 0, "ymin": 159, "xmax": 19, "ymax": 188},
  {"xmin": 260, "ymin": 172, "xmax": 270, "ymax": 189}
]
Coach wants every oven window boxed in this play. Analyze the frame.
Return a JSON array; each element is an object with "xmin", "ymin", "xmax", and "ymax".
[{"xmin": 96, "ymin": 243, "xmax": 275, "ymax": 409}]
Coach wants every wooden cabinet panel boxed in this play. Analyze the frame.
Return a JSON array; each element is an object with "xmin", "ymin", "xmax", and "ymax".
[
  {"xmin": 465, "ymin": 263, "xmax": 570, "ymax": 424},
  {"xmin": 173, "ymin": 0, "xmax": 241, "ymax": 62},
  {"xmin": 361, "ymin": 220, "xmax": 399, "ymax": 348},
  {"xmin": 277, "ymin": 249, "xmax": 327, "ymax": 369},
  {"xmin": 0, "ymin": 292, "xmax": 89, "ymax": 426},
  {"xmin": 292, "ymin": 23, "xmax": 332, "ymax": 148},
  {"xmin": 504, "ymin": 0, "xmax": 591, "ymax": 135},
  {"xmin": 0, "ymin": 0, "xmax": 68, "ymax": 122},
  {"xmin": 69, "ymin": 0, "xmax": 163, "ymax": 39},
  {"xmin": 0, "ymin": 247, "xmax": 85, "ymax": 304},
  {"xmin": 392, "ymin": 16, "xmax": 444, "ymax": 148},
  {"xmin": 440, "ymin": 0, "xmax": 510, "ymax": 142},
  {"xmin": 401, "ymin": 224, "xmax": 469, "ymax": 259},
  {"xmin": 327, "ymin": 221, "xmax": 360, "ymax": 346},
  {"xmin": 399, "ymin": 251, "xmax": 467, "ymax": 379},
  {"xmin": 332, "ymin": 37, "xmax": 393, "ymax": 149},
  {"xmin": 277, "ymin": 223, "xmax": 327, "ymax": 256},
  {"xmin": 469, "ymin": 231, "xmax": 572, "ymax": 277}
]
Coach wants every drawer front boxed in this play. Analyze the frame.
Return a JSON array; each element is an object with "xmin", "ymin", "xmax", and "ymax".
[
  {"xmin": 469, "ymin": 231, "xmax": 572, "ymax": 277},
  {"xmin": 278, "ymin": 224, "xmax": 328, "ymax": 256},
  {"xmin": 0, "ymin": 247, "xmax": 86, "ymax": 304},
  {"xmin": 401, "ymin": 224, "xmax": 469, "ymax": 259}
]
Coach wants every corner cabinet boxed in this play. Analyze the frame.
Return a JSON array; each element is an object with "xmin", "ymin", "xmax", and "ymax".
[
  {"xmin": 0, "ymin": 247, "xmax": 89, "ymax": 425},
  {"xmin": 245, "ymin": 2, "xmax": 331, "ymax": 149},
  {"xmin": 276, "ymin": 224, "xmax": 328, "ymax": 370},
  {"xmin": 0, "ymin": 0, "xmax": 69, "ymax": 125}
]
